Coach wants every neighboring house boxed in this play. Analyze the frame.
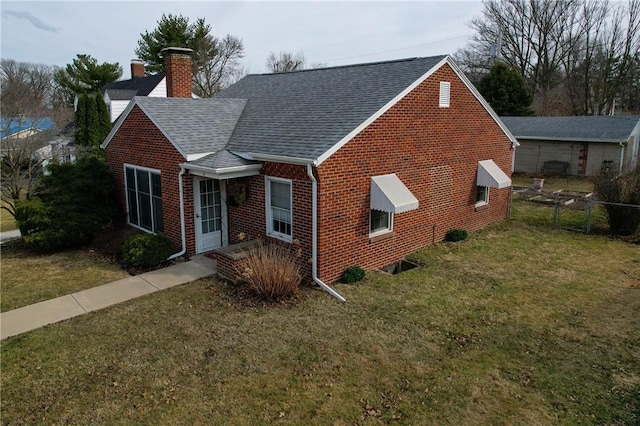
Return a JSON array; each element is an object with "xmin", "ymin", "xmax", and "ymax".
[
  {"xmin": 501, "ymin": 115, "xmax": 640, "ymax": 176},
  {"xmin": 101, "ymin": 59, "xmax": 198, "ymax": 122},
  {"xmin": 0, "ymin": 116, "xmax": 54, "ymax": 140},
  {"xmin": 102, "ymin": 47, "xmax": 516, "ymax": 294},
  {"xmin": 101, "ymin": 60, "xmax": 167, "ymax": 122}
]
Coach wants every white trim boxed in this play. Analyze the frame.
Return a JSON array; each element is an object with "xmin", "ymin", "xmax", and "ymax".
[
  {"xmin": 513, "ymin": 136, "xmax": 628, "ymax": 144},
  {"xmin": 235, "ymin": 151, "xmax": 313, "ymax": 166},
  {"xmin": 475, "ymin": 185, "xmax": 489, "ymax": 207},
  {"xmin": 123, "ymin": 163, "xmax": 163, "ymax": 233},
  {"xmin": 316, "ymin": 56, "xmax": 449, "ymax": 165},
  {"xmin": 101, "ymin": 97, "xmax": 188, "ymax": 159},
  {"xmin": 265, "ymin": 176, "xmax": 293, "ymax": 243},
  {"xmin": 187, "ymin": 152, "xmax": 215, "ymax": 162},
  {"xmin": 183, "ymin": 163, "xmax": 262, "ymax": 179},
  {"xmin": 193, "ymin": 177, "xmax": 227, "ymax": 254},
  {"xmin": 369, "ymin": 210, "xmax": 394, "ymax": 238},
  {"xmin": 446, "ymin": 58, "xmax": 519, "ymax": 148}
]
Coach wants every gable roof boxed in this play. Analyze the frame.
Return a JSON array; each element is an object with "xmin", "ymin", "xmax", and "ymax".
[
  {"xmin": 102, "ymin": 97, "xmax": 246, "ymax": 160},
  {"xmin": 102, "ymin": 73, "xmax": 165, "ymax": 99},
  {"xmin": 500, "ymin": 115, "xmax": 640, "ymax": 143},
  {"xmin": 216, "ymin": 56, "xmax": 447, "ymax": 161},
  {"xmin": 103, "ymin": 55, "xmax": 517, "ymax": 165}
]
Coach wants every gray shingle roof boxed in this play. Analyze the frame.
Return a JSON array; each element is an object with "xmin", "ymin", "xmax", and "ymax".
[
  {"xmin": 103, "ymin": 73, "xmax": 165, "ymax": 97},
  {"xmin": 216, "ymin": 56, "xmax": 447, "ymax": 159},
  {"xmin": 189, "ymin": 150, "xmax": 258, "ymax": 169},
  {"xmin": 135, "ymin": 97, "xmax": 247, "ymax": 156},
  {"xmin": 500, "ymin": 115, "xmax": 640, "ymax": 142},
  {"xmin": 106, "ymin": 89, "xmax": 138, "ymax": 101}
]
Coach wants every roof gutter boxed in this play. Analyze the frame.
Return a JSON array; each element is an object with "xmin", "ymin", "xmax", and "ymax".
[
  {"xmin": 167, "ymin": 165, "xmax": 187, "ymax": 260},
  {"xmin": 306, "ymin": 163, "xmax": 346, "ymax": 302}
]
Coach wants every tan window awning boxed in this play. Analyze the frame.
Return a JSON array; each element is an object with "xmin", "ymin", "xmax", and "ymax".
[
  {"xmin": 477, "ymin": 160, "xmax": 511, "ymax": 189},
  {"xmin": 370, "ymin": 174, "xmax": 419, "ymax": 214}
]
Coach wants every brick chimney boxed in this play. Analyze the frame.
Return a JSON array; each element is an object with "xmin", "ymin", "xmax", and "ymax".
[
  {"xmin": 161, "ymin": 47, "xmax": 193, "ymax": 98},
  {"xmin": 131, "ymin": 59, "xmax": 145, "ymax": 79}
]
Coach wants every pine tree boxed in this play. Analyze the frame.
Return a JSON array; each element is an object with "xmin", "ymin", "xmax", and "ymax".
[
  {"xmin": 85, "ymin": 94, "xmax": 99, "ymax": 147},
  {"xmin": 478, "ymin": 62, "xmax": 534, "ymax": 116},
  {"xmin": 75, "ymin": 94, "xmax": 88, "ymax": 145},
  {"xmin": 95, "ymin": 94, "xmax": 111, "ymax": 144}
]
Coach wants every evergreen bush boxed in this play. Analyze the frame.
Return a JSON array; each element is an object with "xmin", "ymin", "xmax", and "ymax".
[
  {"xmin": 341, "ymin": 265, "xmax": 366, "ymax": 283},
  {"xmin": 16, "ymin": 157, "xmax": 120, "ymax": 251},
  {"xmin": 445, "ymin": 228, "xmax": 468, "ymax": 242},
  {"xmin": 121, "ymin": 233, "xmax": 173, "ymax": 268}
]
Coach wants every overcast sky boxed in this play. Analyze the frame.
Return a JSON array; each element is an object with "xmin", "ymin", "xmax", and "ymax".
[{"xmin": 1, "ymin": 1, "xmax": 484, "ymax": 78}]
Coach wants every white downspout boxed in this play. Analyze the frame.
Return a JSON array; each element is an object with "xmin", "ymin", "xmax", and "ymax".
[
  {"xmin": 307, "ymin": 163, "xmax": 346, "ymax": 302},
  {"xmin": 168, "ymin": 165, "xmax": 187, "ymax": 260},
  {"xmin": 619, "ymin": 142, "xmax": 625, "ymax": 174}
]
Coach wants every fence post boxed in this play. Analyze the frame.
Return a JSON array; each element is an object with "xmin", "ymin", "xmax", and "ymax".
[
  {"xmin": 585, "ymin": 197, "xmax": 593, "ymax": 234},
  {"xmin": 553, "ymin": 194, "xmax": 560, "ymax": 228}
]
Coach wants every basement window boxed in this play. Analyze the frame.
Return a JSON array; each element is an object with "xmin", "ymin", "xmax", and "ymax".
[{"xmin": 439, "ymin": 81, "xmax": 451, "ymax": 107}]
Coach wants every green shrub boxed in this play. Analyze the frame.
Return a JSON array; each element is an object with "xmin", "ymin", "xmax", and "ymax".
[
  {"xmin": 445, "ymin": 228, "xmax": 468, "ymax": 242},
  {"xmin": 341, "ymin": 265, "xmax": 365, "ymax": 283},
  {"xmin": 121, "ymin": 233, "xmax": 173, "ymax": 268},
  {"xmin": 15, "ymin": 157, "xmax": 120, "ymax": 252},
  {"xmin": 592, "ymin": 165, "xmax": 640, "ymax": 236},
  {"xmin": 235, "ymin": 242, "xmax": 302, "ymax": 300}
]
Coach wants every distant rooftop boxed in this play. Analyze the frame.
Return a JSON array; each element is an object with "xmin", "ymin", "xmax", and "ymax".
[{"xmin": 500, "ymin": 115, "xmax": 640, "ymax": 143}]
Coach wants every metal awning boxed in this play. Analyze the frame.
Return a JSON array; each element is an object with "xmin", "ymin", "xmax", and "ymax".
[
  {"xmin": 370, "ymin": 174, "xmax": 419, "ymax": 213},
  {"xmin": 477, "ymin": 160, "xmax": 512, "ymax": 189}
]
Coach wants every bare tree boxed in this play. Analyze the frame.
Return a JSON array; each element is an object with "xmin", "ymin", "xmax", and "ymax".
[
  {"xmin": 564, "ymin": 0, "xmax": 640, "ymax": 114},
  {"xmin": 192, "ymin": 34, "xmax": 246, "ymax": 97},
  {"xmin": 457, "ymin": 0, "xmax": 640, "ymax": 115},
  {"xmin": 1, "ymin": 59, "xmax": 73, "ymax": 218},
  {"xmin": 266, "ymin": 51, "xmax": 307, "ymax": 73}
]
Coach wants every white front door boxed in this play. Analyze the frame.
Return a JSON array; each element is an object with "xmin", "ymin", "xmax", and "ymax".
[{"xmin": 194, "ymin": 178, "xmax": 226, "ymax": 253}]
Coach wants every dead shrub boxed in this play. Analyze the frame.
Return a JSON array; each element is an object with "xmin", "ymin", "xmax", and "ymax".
[{"xmin": 234, "ymin": 241, "xmax": 302, "ymax": 300}]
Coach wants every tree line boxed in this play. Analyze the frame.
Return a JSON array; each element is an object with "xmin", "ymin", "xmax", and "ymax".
[{"xmin": 456, "ymin": 0, "xmax": 640, "ymax": 115}]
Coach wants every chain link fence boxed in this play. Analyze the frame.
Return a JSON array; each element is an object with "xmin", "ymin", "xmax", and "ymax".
[{"xmin": 511, "ymin": 187, "xmax": 640, "ymax": 235}]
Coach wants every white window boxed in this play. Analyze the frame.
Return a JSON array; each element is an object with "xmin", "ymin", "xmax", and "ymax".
[
  {"xmin": 125, "ymin": 165, "xmax": 163, "ymax": 233},
  {"xmin": 370, "ymin": 209, "xmax": 393, "ymax": 236},
  {"xmin": 266, "ymin": 177, "xmax": 292, "ymax": 242},
  {"xmin": 439, "ymin": 81, "xmax": 451, "ymax": 107},
  {"xmin": 475, "ymin": 185, "xmax": 489, "ymax": 206}
]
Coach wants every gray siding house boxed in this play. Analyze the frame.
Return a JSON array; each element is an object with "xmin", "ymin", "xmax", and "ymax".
[{"xmin": 501, "ymin": 116, "xmax": 640, "ymax": 176}]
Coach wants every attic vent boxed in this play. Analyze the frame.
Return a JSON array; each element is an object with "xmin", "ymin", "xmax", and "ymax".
[{"xmin": 439, "ymin": 81, "xmax": 451, "ymax": 107}]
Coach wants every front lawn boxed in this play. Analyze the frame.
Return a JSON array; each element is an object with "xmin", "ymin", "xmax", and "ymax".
[
  {"xmin": 2, "ymin": 221, "xmax": 638, "ymax": 424},
  {"xmin": 0, "ymin": 243, "xmax": 130, "ymax": 312}
]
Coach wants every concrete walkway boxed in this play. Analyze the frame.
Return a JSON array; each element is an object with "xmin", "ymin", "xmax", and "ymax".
[
  {"xmin": 0, "ymin": 229, "xmax": 21, "ymax": 244},
  {"xmin": 1, "ymin": 255, "xmax": 217, "ymax": 340}
]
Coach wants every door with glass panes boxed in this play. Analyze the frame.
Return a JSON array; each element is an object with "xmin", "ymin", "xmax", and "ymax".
[{"xmin": 194, "ymin": 178, "xmax": 226, "ymax": 253}]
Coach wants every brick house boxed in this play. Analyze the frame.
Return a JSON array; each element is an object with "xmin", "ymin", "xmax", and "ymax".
[{"xmin": 102, "ymin": 47, "xmax": 517, "ymax": 300}]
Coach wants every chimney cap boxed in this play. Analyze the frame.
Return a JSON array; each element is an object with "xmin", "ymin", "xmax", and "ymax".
[
  {"xmin": 160, "ymin": 47, "xmax": 194, "ymax": 57},
  {"xmin": 131, "ymin": 59, "xmax": 145, "ymax": 64}
]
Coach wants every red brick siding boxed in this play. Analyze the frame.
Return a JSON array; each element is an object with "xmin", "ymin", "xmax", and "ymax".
[
  {"xmin": 164, "ymin": 52, "xmax": 192, "ymax": 98},
  {"xmin": 105, "ymin": 106, "xmax": 196, "ymax": 255},
  {"xmin": 316, "ymin": 63, "xmax": 514, "ymax": 283},
  {"xmin": 226, "ymin": 162, "xmax": 313, "ymax": 278}
]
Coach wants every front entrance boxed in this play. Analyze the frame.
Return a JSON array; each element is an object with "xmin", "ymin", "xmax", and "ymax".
[{"xmin": 194, "ymin": 178, "xmax": 227, "ymax": 253}]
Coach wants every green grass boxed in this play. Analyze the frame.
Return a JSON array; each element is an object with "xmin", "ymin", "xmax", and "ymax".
[
  {"xmin": 0, "ymin": 244, "xmax": 130, "ymax": 312},
  {"xmin": 0, "ymin": 201, "xmax": 18, "ymax": 232},
  {"xmin": 512, "ymin": 175, "xmax": 594, "ymax": 193},
  {"xmin": 2, "ymin": 221, "xmax": 638, "ymax": 424}
]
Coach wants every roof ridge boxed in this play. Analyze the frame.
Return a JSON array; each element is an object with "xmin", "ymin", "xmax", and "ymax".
[{"xmin": 249, "ymin": 55, "xmax": 448, "ymax": 76}]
